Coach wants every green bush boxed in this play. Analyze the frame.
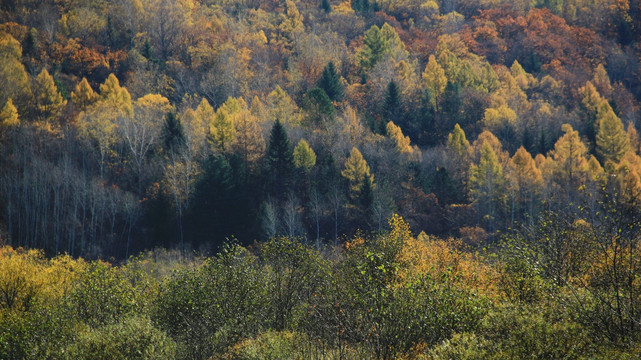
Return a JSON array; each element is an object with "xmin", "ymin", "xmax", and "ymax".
[
  {"xmin": 69, "ymin": 315, "xmax": 176, "ymax": 360},
  {"xmin": 154, "ymin": 243, "xmax": 269, "ymax": 360}
]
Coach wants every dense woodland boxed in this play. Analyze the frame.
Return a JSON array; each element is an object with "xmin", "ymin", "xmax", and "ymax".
[{"xmin": 2, "ymin": 0, "xmax": 641, "ymax": 358}]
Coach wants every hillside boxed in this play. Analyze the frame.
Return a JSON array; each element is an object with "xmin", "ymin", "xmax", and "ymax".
[{"xmin": 1, "ymin": 0, "xmax": 641, "ymax": 358}]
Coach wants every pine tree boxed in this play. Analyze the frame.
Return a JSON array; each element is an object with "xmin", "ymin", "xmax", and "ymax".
[
  {"xmin": 161, "ymin": 112, "xmax": 185, "ymax": 154},
  {"xmin": 596, "ymin": 102, "xmax": 629, "ymax": 165},
  {"xmin": 383, "ymin": 80, "xmax": 401, "ymax": 123},
  {"xmin": 359, "ymin": 25, "xmax": 387, "ymax": 70},
  {"xmin": 317, "ymin": 62, "xmax": 343, "ymax": 101},
  {"xmin": 320, "ymin": 0, "xmax": 331, "ymax": 13},
  {"xmin": 447, "ymin": 123, "xmax": 470, "ymax": 157},
  {"xmin": 303, "ymin": 87, "xmax": 335, "ymax": 124},
  {"xmin": 265, "ymin": 119, "xmax": 295, "ymax": 199},
  {"xmin": 35, "ymin": 68, "xmax": 66, "ymax": 123},
  {"xmin": 71, "ymin": 78, "xmax": 98, "ymax": 110},
  {"xmin": 351, "ymin": 0, "xmax": 370, "ymax": 13},
  {"xmin": 293, "ymin": 139, "xmax": 316, "ymax": 173}
]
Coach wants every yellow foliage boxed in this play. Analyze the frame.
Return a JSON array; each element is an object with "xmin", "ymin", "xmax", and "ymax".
[
  {"xmin": 398, "ymin": 235, "xmax": 498, "ymax": 297},
  {"xmin": 0, "ymin": 246, "xmax": 84, "ymax": 312}
]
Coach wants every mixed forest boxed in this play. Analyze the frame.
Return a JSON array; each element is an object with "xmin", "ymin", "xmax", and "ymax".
[{"xmin": 2, "ymin": 0, "xmax": 641, "ymax": 358}]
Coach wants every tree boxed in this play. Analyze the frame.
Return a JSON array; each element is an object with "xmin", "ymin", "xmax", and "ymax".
[
  {"xmin": 421, "ymin": 55, "xmax": 447, "ymax": 109},
  {"xmin": 321, "ymin": 0, "xmax": 331, "ymax": 13},
  {"xmin": 232, "ymin": 109, "xmax": 265, "ymax": 170},
  {"xmin": 596, "ymin": 102, "xmax": 629, "ymax": 165},
  {"xmin": 266, "ymin": 86, "xmax": 300, "ymax": 126},
  {"xmin": 551, "ymin": 124, "xmax": 589, "ymax": 190},
  {"xmin": 161, "ymin": 112, "xmax": 185, "ymax": 154},
  {"xmin": 383, "ymin": 80, "xmax": 402, "ymax": 125},
  {"xmin": 0, "ymin": 33, "xmax": 30, "ymax": 116},
  {"xmin": 293, "ymin": 139, "xmax": 316, "ymax": 173},
  {"xmin": 317, "ymin": 62, "xmax": 343, "ymax": 101},
  {"xmin": 342, "ymin": 147, "xmax": 375, "ymax": 201},
  {"xmin": 469, "ymin": 141, "xmax": 505, "ymax": 234},
  {"xmin": 386, "ymin": 121, "xmax": 413, "ymax": 154},
  {"xmin": 447, "ymin": 123, "xmax": 470, "ymax": 158},
  {"xmin": 71, "ymin": 78, "xmax": 98, "ymax": 110},
  {"xmin": 34, "ymin": 68, "xmax": 66, "ymax": 123},
  {"xmin": 359, "ymin": 25, "xmax": 387, "ymax": 71},
  {"xmin": 303, "ymin": 87, "xmax": 335, "ymax": 124},
  {"xmin": 265, "ymin": 119, "xmax": 295, "ymax": 200},
  {"xmin": 209, "ymin": 102, "xmax": 238, "ymax": 154},
  {"xmin": 121, "ymin": 93, "xmax": 172, "ymax": 194},
  {"xmin": 278, "ymin": 0, "xmax": 304, "ymax": 50},
  {"xmin": 0, "ymin": 98, "xmax": 20, "ymax": 129},
  {"xmin": 99, "ymin": 74, "xmax": 133, "ymax": 115}
]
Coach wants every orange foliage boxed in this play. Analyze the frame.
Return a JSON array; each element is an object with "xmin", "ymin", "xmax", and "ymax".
[{"xmin": 398, "ymin": 233, "xmax": 498, "ymax": 298}]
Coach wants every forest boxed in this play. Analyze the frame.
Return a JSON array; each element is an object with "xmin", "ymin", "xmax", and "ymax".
[{"xmin": 1, "ymin": 0, "xmax": 641, "ymax": 358}]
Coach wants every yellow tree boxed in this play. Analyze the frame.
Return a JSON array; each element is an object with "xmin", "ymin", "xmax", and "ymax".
[
  {"xmin": 0, "ymin": 98, "xmax": 20, "ymax": 129},
  {"xmin": 277, "ymin": 0, "xmax": 305, "ymax": 50},
  {"xmin": 232, "ymin": 109, "xmax": 265, "ymax": 169},
  {"xmin": 342, "ymin": 147, "xmax": 375, "ymax": 198},
  {"xmin": 0, "ymin": 33, "xmax": 31, "ymax": 116},
  {"xmin": 209, "ymin": 97, "xmax": 246, "ymax": 153},
  {"xmin": 596, "ymin": 101, "xmax": 629, "ymax": 165},
  {"xmin": 469, "ymin": 141, "xmax": 505, "ymax": 234},
  {"xmin": 421, "ymin": 55, "xmax": 447, "ymax": 108},
  {"xmin": 121, "ymin": 93, "xmax": 172, "ymax": 194},
  {"xmin": 71, "ymin": 77, "xmax": 98, "ymax": 110},
  {"xmin": 386, "ymin": 121, "xmax": 414, "ymax": 155},
  {"xmin": 34, "ymin": 68, "xmax": 67, "ymax": 123},
  {"xmin": 551, "ymin": 124, "xmax": 590, "ymax": 189},
  {"xmin": 507, "ymin": 146, "xmax": 543, "ymax": 224},
  {"xmin": 266, "ymin": 86, "xmax": 300, "ymax": 126},
  {"xmin": 77, "ymin": 102, "xmax": 119, "ymax": 177},
  {"xmin": 293, "ymin": 139, "xmax": 316, "ymax": 173},
  {"xmin": 99, "ymin": 73, "xmax": 133, "ymax": 115}
]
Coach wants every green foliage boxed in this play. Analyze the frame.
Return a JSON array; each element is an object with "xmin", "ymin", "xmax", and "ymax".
[
  {"xmin": 69, "ymin": 315, "xmax": 176, "ymax": 360},
  {"xmin": 293, "ymin": 139, "xmax": 316, "ymax": 173},
  {"xmin": 265, "ymin": 119, "xmax": 295, "ymax": 199},
  {"xmin": 65, "ymin": 262, "xmax": 140, "ymax": 328},
  {"xmin": 302, "ymin": 87, "xmax": 335, "ymax": 124},
  {"xmin": 161, "ymin": 112, "xmax": 185, "ymax": 153},
  {"xmin": 317, "ymin": 62, "xmax": 343, "ymax": 101},
  {"xmin": 154, "ymin": 243, "xmax": 269, "ymax": 359}
]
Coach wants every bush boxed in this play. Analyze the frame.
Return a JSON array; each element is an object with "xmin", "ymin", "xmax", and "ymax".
[{"xmin": 69, "ymin": 315, "xmax": 176, "ymax": 360}]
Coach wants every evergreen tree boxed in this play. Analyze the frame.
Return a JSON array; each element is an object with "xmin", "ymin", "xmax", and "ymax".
[
  {"xmin": 359, "ymin": 25, "xmax": 387, "ymax": 70},
  {"xmin": 161, "ymin": 112, "xmax": 185, "ymax": 154},
  {"xmin": 303, "ymin": 87, "xmax": 335, "ymax": 124},
  {"xmin": 383, "ymin": 80, "xmax": 401, "ymax": 123},
  {"xmin": 320, "ymin": 0, "xmax": 331, "ymax": 13},
  {"xmin": 596, "ymin": 102, "xmax": 629, "ymax": 165},
  {"xmin": 317, "ymin": 62, "xmax": 343, "ymax": 101},
  {"xmin": 265, "ymin": 119, "xmax": 295, "ymax": 200},
  {"xmin": 351, "ymin": 0, "xmax": 370, "ymax": 13}
]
